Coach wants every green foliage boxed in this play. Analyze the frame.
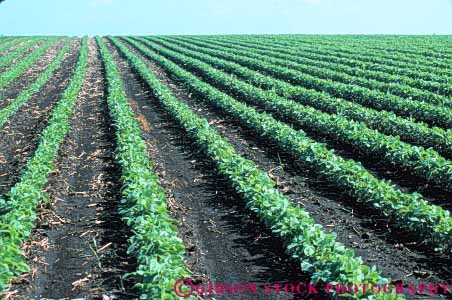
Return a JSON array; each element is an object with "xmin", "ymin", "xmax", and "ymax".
[
  {"xmin": 138, "ymin": 37, "xmax": 452, "ymax": 192},
  {"xmin": 169, "ymin": 36, "xmax": 452, "ymax": 129},
  {"xmin": 0, "ymin": 37, "xmax": 43, "ymax": 68},
  {"xmin": 120, "ymin": 36, "xmax": 452, "ymax": 254},
  {"xmin": 194, "ymin": 36, "xmax": 452, "ymax": 104},
  {"xmin": 0, "ymin": 37, "xmax": 28, "ymax": 54},
  {"xmin": 0, "ymin": 37, "xmax": 88, "ymax": 292},
  {"xmin": 259, "ymin": 35, "xmax": 452, "ymax": 78},
  {"xmin": 153, "ymin": 36, "xmax": 452, "ymax": 157},
  {"xmin": 96, "ymin": 37, "xmax": 192, "ymax": 300},
  {"xmin": 213, "ymin": 36, "xmax": 452, "ymax": 97},
  {"xmin": 110, "ymin": 36, "xmax": 404, "ymax": 300},
  {"xmin": 0, "ymin": 37, "xmax": 60, "ymax": 89},
  {"xmin": 0, "ymin": 39, "xmax": 71, "ymax": 128}
]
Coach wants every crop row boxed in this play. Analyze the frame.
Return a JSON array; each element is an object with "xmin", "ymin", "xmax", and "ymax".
[
  {"xmin": 206, "ymin": 36, "xmax": 452, "ymax": 99},
  {"xmin": 0, "ymin": 37, "xmax": 88, "ymax": 291},
  {"xmin": 136, "ymin": 37, "xmax": 452, "ymax": 192},
  {"xmin": 294, "ymin": 36, "xmax": 452, "ymax": 62},
  {"xmin": 151, "ymin": 37, "xmax": 452, "ymax": 157},
  {"xmin": 293, "ymin": 35, "xmax": 452, "ymax": 55},
  {"xmin": 247, "ymin": 36, "xmax": 452, "ymax": 78},
  {"xmin": 267, "ymin": 35, "xmax": 452, "ymax": 73},
  {"xmin": 0, "ymin": 37, "xmax": 28, "ymax": 54},
  {"xmin": 0, "ymin": 37, "xmax": 60, "ymax": 90},
  {"xmin": 169, "ymin": 36, "xmax": 452, "ymax": 129},
  {"xmin": 121, "ymin": 37, "xmax": 452, "ymax": 254},
  {"xmin": 0, "ymin": 38, "xmax": 42, "ymax": 68},
  {"xmin": 186, "ymin": 35, "xmax": 452, "ymax": 107},
  {"xmin": 96, "ymin": 37, "xmax": 192, "ymax": 299},
  {"xmin": 0, "ymin": 37, "xmax": 15, "ymax": 46},
  {"xmin": 218, "ymin": 36, "xmax": 452, "ymax": 91},
  {"xmin": 110, "ymin": 36, "xmax": 402, "ymax": 300},
  {"xmin": 0, "ymin": 40, "xmax": 72, "ymax": 128}
]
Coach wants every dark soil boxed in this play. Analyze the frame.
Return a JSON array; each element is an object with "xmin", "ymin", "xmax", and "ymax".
[
  {"xmin": 0, "ymin": 39, "xmax": 28, "ymax": 54},
  {"xmin": 0, "ymin": 39, "xmax": 68, "ymax": 109},
  {"xmin": 1, "ymin": 37, "xmax": 450, "ymax": 300},
  {"xmin": 148, "ymin": 37, "xmax": 452, "ymax": 211},
  {"xmin": 0, "ymin": 39, "xmax": 46, "ymax": 73},
  {"xmin": 106, "ymin": 39, "xmax": 320, "ymax": 300},
  {"xmin": 294, "ymin": 126, "xmax": 452, "ymax": 210},
  {"xmin": 0, "ymin": 40, "xmax": 80, "ymax": 198},
  {"xmin": 117, "ymin": 38, "xmax": 451, "ymax": 300},
  {"xmin": 11, "ymin": 40, "xmax": 137, "ymax": 300}
]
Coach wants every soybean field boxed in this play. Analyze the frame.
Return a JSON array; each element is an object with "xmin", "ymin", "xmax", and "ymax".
[{"xmin": 0, "ymin": 35, "xmax": 451, "ymax": 300}]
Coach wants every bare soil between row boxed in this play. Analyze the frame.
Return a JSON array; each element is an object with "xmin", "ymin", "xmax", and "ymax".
[{"xmin": 2, "ymin": 38, "xmax": 450, "ymax": 300}]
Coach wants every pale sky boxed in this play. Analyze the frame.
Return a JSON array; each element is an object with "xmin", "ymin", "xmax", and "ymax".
[{"xmin": 0, "ymin": 0, "xmax": 451, "ymax": 36}]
